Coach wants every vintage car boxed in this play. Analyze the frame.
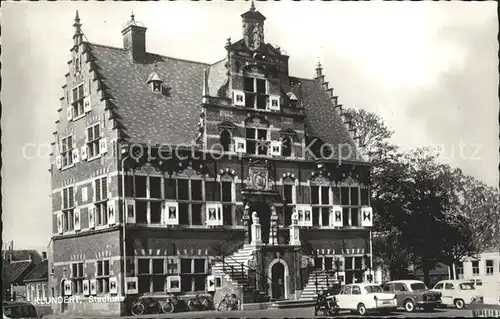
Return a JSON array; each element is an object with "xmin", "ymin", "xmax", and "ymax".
[
  {"xmin": 431, "ymin": 280, "xmax": 483, "ymax": 309},
  {"xmin": 2, "ymin": 301, "xmax": 40, "ymax": 319},
  {"xmin": 382, "ymin": 280, "xmax": 441, "ymax": 312},
  {"xmin": 333, "ymin": 283, "xmax": 398, "ymax": 316}
]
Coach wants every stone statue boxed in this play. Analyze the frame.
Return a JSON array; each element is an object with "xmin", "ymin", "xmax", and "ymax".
[{"xmin": 252, "ymin": 211, "xmax": 259, "ymax": 224}]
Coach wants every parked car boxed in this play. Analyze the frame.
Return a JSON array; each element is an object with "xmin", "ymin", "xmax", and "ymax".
[
  {"xmin": 333, "ymin": 283, "xmax": 398, "ymax": 316},
  {"xmin": 431, "ymin": 280, "xmax": 483, "ymax": 309},
  {"xmin": 382, "ymin": 280, "xmax": 441, "ymax": 312},
  {"xmin": 467, "ymin": 278, "xmax": 483, "ymax": 287},
  {"xmin": 2, "ymin": 301, "xmax": 40, "ymax": 319}
]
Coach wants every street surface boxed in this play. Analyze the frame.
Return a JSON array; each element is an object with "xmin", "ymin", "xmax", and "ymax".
[{"xmin": 43, "ymin": 304, "xmax": 500, "ymax": 318}]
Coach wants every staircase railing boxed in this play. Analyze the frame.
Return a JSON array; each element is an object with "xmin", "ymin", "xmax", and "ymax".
[
  {"xmin": 213, "ymin": 251, "xmax": 274, "ymax": 294},
  {"xmin": 308, "ymin": 269, "xmax": 341, "ymax": 294}
]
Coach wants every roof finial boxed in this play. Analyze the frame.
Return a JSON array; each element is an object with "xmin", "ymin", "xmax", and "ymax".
[
  {"xmin": 250, "ymin": 0, "xmax": 256, "ymax": 12},
  {"xmin": 131, "ymin": 11, "xmax": 135, "ymax": 22},
  {"xmin": 73, "ymin": 10, "xmax": 82, "ymax": 35},
  {"xmin": 315, "ymin": 60, "xmax": 323, "ymax": 78}
]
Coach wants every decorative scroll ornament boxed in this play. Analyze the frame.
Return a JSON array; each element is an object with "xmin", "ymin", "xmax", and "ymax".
[
  {"xmin": 301, "ymin": 256, "xmax": 309, "ymax": 269},
  {"xmin": 248, "ymin": 257, "xmax": 257, "ymax": 270}
]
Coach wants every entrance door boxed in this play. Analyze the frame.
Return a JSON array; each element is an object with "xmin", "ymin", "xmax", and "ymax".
[
  {"xmin": 271, "ymin": 262, "xmax": 285, "ymax": 300},
  {"xmin": 248, "ymin": 202, "xmax": 271, "ymax": 244}
]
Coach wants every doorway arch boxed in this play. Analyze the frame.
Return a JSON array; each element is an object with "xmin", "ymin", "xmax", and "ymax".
[{"xmin": 268, "ymin": 258, "xmax": 289, "ymax": 300}]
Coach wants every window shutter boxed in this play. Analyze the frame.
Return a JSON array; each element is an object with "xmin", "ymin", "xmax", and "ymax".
[
  {"xmin": 233, "ymin": 137, "xmax": 246, "ymax": 153},
  {"xmin": 88, "ymin": 205, "xmax": 95, "ymax": 228},
  {"xmin": 57, "ymin": 212, "xmax": 63, "ymax": 234},
  {"xmin": 72, "ymin": 148, "xmax": 80, "ymax": 164},
  {"xmin": 268, "ymin": 94, "xmax": 281, "ymax": 112},
  {"xmin": 56, "ymin": 156, "xmax": 62, "ymax": 170},
  {"xmin": 107, "ymin": 199, "xmax": 116, "ymax": 225},
  {"xmin": 270, "ymin": 141, "xmax": 281, "ymax": 156},
  {"xmin": 331, "ymin": 205, "xmax": 343, "ymax": 227},
  {"xmin": 232, "ymin": 90, "xmax": 245, "ymax": 107},
  {"xmin": 360, "ymin": 206, "xmax": 373, "ymax": 227},
  {"xmin": 99, "ymin": 138, "xmax": 107, "ymax": 155},
  {"xmin": 74, "ymin": 207, "xmax": 81, "ymax": 231},
  {"xmin": 90, "ymin": 278, "xmax": 97, "ymax": 295},
  {"xmin": 126, "ymin": 199, "xmax": 136, "ymax": 223},
  {"xmin": 165, "ymin": 201, "xmax": 179, "ymax": 225},
  {"xmin": 81, "ymin": 146, "xmax": 88, "ymax": 161},
  {"xmin": 67, "ymin": 107, "xmax": 73, "ymax": 122},
  {"xmin": 84, "ymin": 96, "xmax": 92, "ymax": 113}
]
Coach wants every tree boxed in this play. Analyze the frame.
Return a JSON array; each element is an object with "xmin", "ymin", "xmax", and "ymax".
[{"xmin": 373, "ymin": 231, "xmax": 414, "ymax": 281}]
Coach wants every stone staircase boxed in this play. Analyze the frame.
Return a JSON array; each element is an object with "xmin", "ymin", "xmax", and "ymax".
[
  {"xmin": 299, "ymin": 270, "xmax": 339, "ymax": 300},
  {"xmin": 212, "ymin": 244, "xmax": 256, "ymax": 289}
]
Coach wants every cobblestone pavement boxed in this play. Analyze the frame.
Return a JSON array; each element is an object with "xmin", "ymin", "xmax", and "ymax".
[{"xmin": 43, "ymin": 304, "xmax": 500, "ymax": 318}]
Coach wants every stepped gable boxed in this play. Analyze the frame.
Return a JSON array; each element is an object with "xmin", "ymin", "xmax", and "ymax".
[
  {"xmin": 291, "ymin": 77, "xmax": 366, "ymax": 163},
  {"xmin": 87, "ymin": 43, "xmax": 210, "ymax": 146}
]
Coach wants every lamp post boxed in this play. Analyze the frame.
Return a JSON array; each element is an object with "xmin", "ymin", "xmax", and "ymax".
[{"xmin": 120, "ymin": 144, "xmax": 129, "ymax": 296}]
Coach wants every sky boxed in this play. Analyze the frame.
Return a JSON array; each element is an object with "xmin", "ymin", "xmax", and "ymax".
[{"xmin": 1, "ymin": 1, "xmax": 498, "ymax": 252}]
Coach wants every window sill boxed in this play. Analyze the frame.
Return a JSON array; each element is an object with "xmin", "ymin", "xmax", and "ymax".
[
  {"xmin": 61, "ymin": 163, "xmax": 75, "ymax": 171},
  {"xmin": 87, "ymin": 154, "xmax": 102, "ymax": 162},
  {"xmin": 72, "ymin": 114, "xmax": 86, "ymax": 122}
]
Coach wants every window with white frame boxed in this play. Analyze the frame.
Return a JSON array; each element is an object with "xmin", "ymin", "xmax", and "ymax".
[
  {"xmin": 338, "ymin": 186, "xmax": 369, "ymax": 227},
  {"xmin": 180, "ymin": 258, "xmax": 208, "ymax": 293},
  {"xmin": 61, "ymin": 136, "xmax": 74, "ymax": 168},
  {"xmin": 94, "ymin": 177, "xmax": 108, "ymax": 226},
  {"xmin": 62, "ymin": 186, "xmax": 75, "ymax": 232},
  {"xmin": 486, "ymin": 260, "xmax": 494, "ymax": 275},
  {"xmin": 137, "ymin": 258, "xmax": 166, "ymax": 293},
  {"xmin": 243, "ymin": 76, "xmax": 267, "ymax": 110},
  {"xmin": 310, "ymin": 185, "xmax": 331, "ymax": 227},
  {"xmin": 472, "ymin": 260, "xmax": 480, "ymax": 275},
  {"xmin": 72, "ymin": 84, "xmax": 85, "ymax": 118},
  {"xmin": 86, "ymin": 124, "xmax": 101, "ymax": 159},
  {"xmin": 71, "ymin": 262, "xmax": 84, "ymax": 294},
  {"xmin": 96, "ymin": 259, "xmax": 110, "ymax": 294},
  {"xmin": 165, "ymin": 177, "xmax": 205, "ymax": 226},
  {"xmin": 246, "ymin": 127, "xmax": 269, "ymax": 155}
]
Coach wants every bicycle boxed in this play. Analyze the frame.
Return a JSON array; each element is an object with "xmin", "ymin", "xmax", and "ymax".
[
  {"xmin": 160, "ymin": 294, "xmax": 180, "ymax": 313},
  {"xmin": 217, "ymin": 293, "xmax": 240, "ymax": 311},
  {"xmin": 130, "ymin": 297, "xmax": 161, "ymax": 316},
  {"xmin": 187, "ymin": 294, "xmax": 213, "ymax": 311}
]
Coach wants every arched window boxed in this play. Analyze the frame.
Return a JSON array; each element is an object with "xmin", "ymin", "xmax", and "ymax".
[
  {"xmin": 281, "ymin": 136, "xmax": 292, "ymax": 157},
  {"xmin": 220, "ymin": 130, "xmax": 232, "ymax": 152}
]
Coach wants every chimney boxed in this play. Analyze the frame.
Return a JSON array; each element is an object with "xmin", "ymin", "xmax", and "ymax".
[
  {"xmin": 29, "ymin": 253, "xmax": 34, "ymax": 262},
  {"xmin": 121, "ymin": 13, "xmax": 147, "ymax": 62},
  {"xmin": 42, "ymin": 252, "xmax": 47, "ymax": 260}
]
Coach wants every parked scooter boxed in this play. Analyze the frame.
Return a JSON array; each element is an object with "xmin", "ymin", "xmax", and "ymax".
[{"xmin": 314, "ymin": 290, "xmax": 340, "ymax": 316}]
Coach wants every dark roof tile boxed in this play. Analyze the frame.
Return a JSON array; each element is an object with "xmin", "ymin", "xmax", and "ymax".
[{"xmin": 23, "ymin": 260, "xmax": 48, "ymax": 283}]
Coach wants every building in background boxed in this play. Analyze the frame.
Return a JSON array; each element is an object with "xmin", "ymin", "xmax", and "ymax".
[
  {"xmin": 49, "ymin": 4, "xmax": 373, "ymax": 316},
  {"xmin": 24, "ymin": 255, "xmax": 52, "ymax": 316},
  {"xmin": 2, "ymin": 244, "xmax": 44, "ymax": 301}
]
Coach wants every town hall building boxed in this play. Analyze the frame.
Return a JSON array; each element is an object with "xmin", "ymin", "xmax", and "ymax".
[{"xmin": 49, "ymin": 3, "xmax": 374, "ymax": 315}]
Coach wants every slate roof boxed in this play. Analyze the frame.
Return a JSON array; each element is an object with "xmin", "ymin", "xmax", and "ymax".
[
  {"xmin": 298, "ymin": 78, "xmax": 364, "ymax": 162},
  {"xmin": 89, "ymin": 42, "xmax": 366, "ymax": 163},
  {"xmin": 89, "ymin": 44, "xmax": 210, "ymax": 146},
  {"xmin": 2, "ymin": 261, "xmax": 34, "ymax": 286},
  {"xmin": 23, "ymin": 260, "xmax": 48, "ymax": 283},
  {"xmin": 3, "ymin": 250, "xmax": 42, "ymax": 264}
]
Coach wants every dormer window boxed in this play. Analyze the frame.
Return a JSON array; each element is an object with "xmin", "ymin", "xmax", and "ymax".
[
  {"xmin": 287, "ymin": 92, "xmax": 298, "ymax": 108},
  {"xmin": 152, "ymin": 82, "xmax": 161, "ymax": 93},
  {"xmin": 147, "ymin": 71, "xmax": 163, "ymax": 94}
]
